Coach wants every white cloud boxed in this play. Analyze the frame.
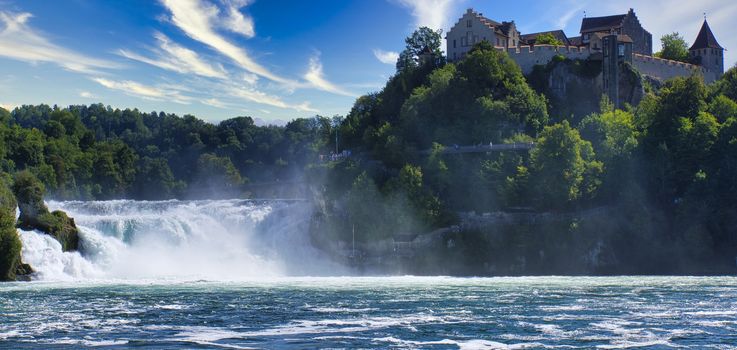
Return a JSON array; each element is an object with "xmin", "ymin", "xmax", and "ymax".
[
  {"xmin": 119, "ymin": 32, "xmax": 227, "ymax": 79},
  {"xmin": 394, "ymin": 0, "xmax": 464, "ymax": 31},
  {"xmin": 93, "ymin": 77, "xmax": 191, "ymax": 104},
  {"xmin": 228, "ymin": 85, "xmax": 318, "ymax": 112},
  {"xmin": 221, "ymin": 0, "xmax": 255, "ymax": 38},
  {"xmin": 304, "ymin": 55, "xmax": 356, "ymax": 97},
  {"xmin": 202, "ymin": 97, "xmax": 227, "ymax": 108},
  {"xmin": 555, "ymin": 4, "xmax": 585, "ymax": 30},
  {"xmin": 79, "ymin": 91, "xmax": 95, "ymax": 98},
  {"xmin": 241, "ymin": 72, "xmax": 259, "ymax": 85},
  {"xmin": 160, "ymin": 0, "xmax": 294, "ymax": 85},
  {"xmin": 373, "ymin": 49, "xmax": 399, "ymax": 65},
  {"xmin": 0, "ymin": 102, "xmax": 15, "ymax": 111},
  {"xmin": 0, "ymin": 11, "xmax": 118, "ymax": 74}
]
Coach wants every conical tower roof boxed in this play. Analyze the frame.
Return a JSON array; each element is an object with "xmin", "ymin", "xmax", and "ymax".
[{"xmin": 690, "ymin": 20, "xmax": 723, "ymax": 50}]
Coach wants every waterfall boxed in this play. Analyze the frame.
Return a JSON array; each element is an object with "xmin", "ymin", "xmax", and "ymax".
[{"xmin": 18, "ymin": 200, "xmax": 342, "ymax": 281}]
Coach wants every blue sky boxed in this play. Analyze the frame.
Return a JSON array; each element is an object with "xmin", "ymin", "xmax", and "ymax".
[{"xmin": 0, "ymin": 0, "xmax": 735, "ymax": 124}]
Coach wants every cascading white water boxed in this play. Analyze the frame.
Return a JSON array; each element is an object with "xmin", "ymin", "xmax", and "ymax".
[{"xmin": 18, "ymin": 199, "xmax": 342, "ymax": 281}]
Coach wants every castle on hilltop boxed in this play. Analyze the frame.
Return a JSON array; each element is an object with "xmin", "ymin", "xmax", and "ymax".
[{"xmin": 446, "ymin": 8, "xmax": 725, "ymax": 87}]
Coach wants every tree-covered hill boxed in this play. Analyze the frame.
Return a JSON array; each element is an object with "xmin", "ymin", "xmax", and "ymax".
[
  {"xmin": 1, "ymin": 104, "xmax": 339, "ymax": 199},
  {"xmin": 308, "ymin": 28, "xmax": 737, "ymax": 274}
]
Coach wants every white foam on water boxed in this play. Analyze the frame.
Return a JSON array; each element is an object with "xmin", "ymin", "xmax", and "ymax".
[
  {"xmin": 20, "ymin": 200, "xmax": 341, "ymax": 281},
  {"xmin": 19, "ymin": 229, "xmax": 102, "ymax": 280}
]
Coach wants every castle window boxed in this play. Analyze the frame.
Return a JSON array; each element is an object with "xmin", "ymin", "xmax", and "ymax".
[
  {"xmin": 496, "ymin": 38, "xmax": 500, "ymax": 46},
  {"xmin": 467, "ymin": 20, "xmax": 472, "ymax": 28},
  {"xmin": 453, "ymin": 52, "xmax": 457, "ymax": 59},
  {"xmin": 453, "ymin": 39, "xmax": 456, "ymax": 48}
]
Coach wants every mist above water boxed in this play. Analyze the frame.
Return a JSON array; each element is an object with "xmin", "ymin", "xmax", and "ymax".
[{"xmin": 19, "ymin": 199, "xmax": 343, "ymax": 281}]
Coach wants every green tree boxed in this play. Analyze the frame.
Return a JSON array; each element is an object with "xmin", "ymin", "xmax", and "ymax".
[
  {"xmin": 708, "ymin": 95, "xmax": 737, "ymax": 122},
  {"xmin": 530, "ymin": 121, "xmax": 602, "ymax": 209},
  {"xmin": 194, "ymin": 153, "xmax": 245, "ymax": 195},
  {"xmin": 0, "ymin": 178, "xmax": 22, "ymax": 281},
  {"xmin": 713, "ymin": 64, "xmax": 737, "ymax": 102},
  {"xmin": 132, "ymin": 157, "xmax": 184, "ymax": 199},
  {"xmin": 655, "ymin": 32, "xmax": 690, "ymax": 62},
  {"xmin": 396, "ymin": 27, "xmax": 445, "ymax": 72},
  {"xmin": 578, "ymin": 109, "xmax": 639, "ymax": 164},
  {"xmin": 534, "ymin": 33, "xmax": 564, "ymax": 46},
  {"xmin": 347, "ymin": 172, "xmax": 387, "ymax": 241}
]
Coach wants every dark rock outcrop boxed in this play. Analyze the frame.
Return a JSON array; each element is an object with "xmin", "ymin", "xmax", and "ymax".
[{"xmin": 12, "ymin": 171, "xmax": 79, "ymax": 252}]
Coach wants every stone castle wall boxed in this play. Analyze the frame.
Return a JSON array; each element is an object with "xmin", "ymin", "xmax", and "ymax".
[
  {"xmin": 496, "ymin": 45, "xmax": 719, "ymax": 83},
  {"xmin": 497, "ymin": 45, "xmax": 594, "ymax": 75},
  {"xmin": 632, "ymin": 54, "xmax": 718, "ymax": 84}
]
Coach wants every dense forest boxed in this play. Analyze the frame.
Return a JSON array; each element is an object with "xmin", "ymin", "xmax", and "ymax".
[
  {"xmin": 308, "ymin": 29, "xmax": 737, "ymax": 274},
  {"xmin": 0, "ymin": 104, "xmax": 339, "ymax": 199},
  {"xmin": 2, "ymin": 27, "xmax": 737, "ymax": 276}
]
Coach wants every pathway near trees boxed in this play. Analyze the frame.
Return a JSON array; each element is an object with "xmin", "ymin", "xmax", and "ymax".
[{"xmin": 419, "ymin": 142, "xmax": 535, "ymax": 155}]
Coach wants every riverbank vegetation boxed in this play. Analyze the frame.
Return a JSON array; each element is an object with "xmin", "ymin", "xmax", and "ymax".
[{"xmin": 1, "ymin": 28, "xmax": 736, "ymax": 275}]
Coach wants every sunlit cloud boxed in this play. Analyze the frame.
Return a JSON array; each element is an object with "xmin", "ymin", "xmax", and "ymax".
[
  {"xmin": 0, "ymin": 11, "xmax": 118, "ymax": 74},
  {"xmin": 0, "ymin": 102, "xmax": 16, "ymax": 111},
  {"xmin": 373, "ymin": 49, "xmax": 399, "ymax": 65},
  {"xmin": 202, "ymin": 97, "xmax": 228, "ymax": 108},
  {"xmin": 393, "ymin": 0, "xmax": 464, "ymax": 31},
  {"xmin": 93, "ymin": 77, "xmax": 192, "ymax": 104},
  {"xmin": 160, "ymin": 0, "xmax": 295, "ymax": 85},
  {"xmin": 304, "ymin": 54, "xmax": 356, "ymax": 97},
  {"xmin": 221, "ymin": 0, "xmax": 255, "ymax": 38},
  {"xmin": 79, "ymin": 91, "xmax": 95, "ymax": 98},
  {"xmin": 227, "ymin": 85, "xmax": 318, "ymax": 112},
  {"xmin": 118, "ymin": 32, "xmax": 227, "ymax": 79}
]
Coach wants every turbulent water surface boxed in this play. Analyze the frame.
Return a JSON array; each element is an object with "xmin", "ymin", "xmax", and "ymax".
[
  {"xmin": 2, "ymin": 277, "xmax": 737, "ymax": 348},
  {"xmin": 2, "ymin": 201, "xmax": 737, "ymax": 349}
]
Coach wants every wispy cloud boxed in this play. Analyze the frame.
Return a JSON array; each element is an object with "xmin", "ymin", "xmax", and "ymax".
[
  {"xmin": 79, "ymin": 91, "xmax": 95, "ymax": 98},
  {"xmin": 373, "ymin": 49, "xmax": 399, "ymax": 65},
  {"xmin": 118, "ymin": 32, "xmax": 227, "ymax": 79},
  {"xmin": 160, "ymin": 0, "xmax": 294, "ymax": 85},
  {"xmin": 304, "ymin": 54, "xmax": 356, "ymax": 97},
  {"xmin": 227, "ymin": 85, "xmax": 318, "ymax": 112},
  {"xmin": 0, "ymin": 11, "xmax": 118, "ymax": 74},
  {"xmin": 555, "ymin": 4, "xmax": 585, "ymax": 30},
  {"xmin": 221, "ymin": 0, "xmax": 255, "ymax": 38},
  {"xmin": 202, "ymin": 97, "xmax": 227, "ymax": 108},
  {"xmin": 393, "ymin": 0, "xmax": 464, "ymax": 31},
  {"xmin": 93, "ymin": 77, "xmax": 191, "ymax": 104}
]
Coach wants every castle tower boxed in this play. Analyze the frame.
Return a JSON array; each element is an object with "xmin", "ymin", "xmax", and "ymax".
[{"xmin": 689, "ymin": 19, "xmax": 724, "ymax": 76}]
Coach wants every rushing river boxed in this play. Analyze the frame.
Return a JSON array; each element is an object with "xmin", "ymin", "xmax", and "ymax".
[
  {"xmin": 1, "ymin": 277, "xmax": 737, "ymax": 348},
  {"xmin": 2, "ymin": 201, "xmax": 737, "ymax": 348}
]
